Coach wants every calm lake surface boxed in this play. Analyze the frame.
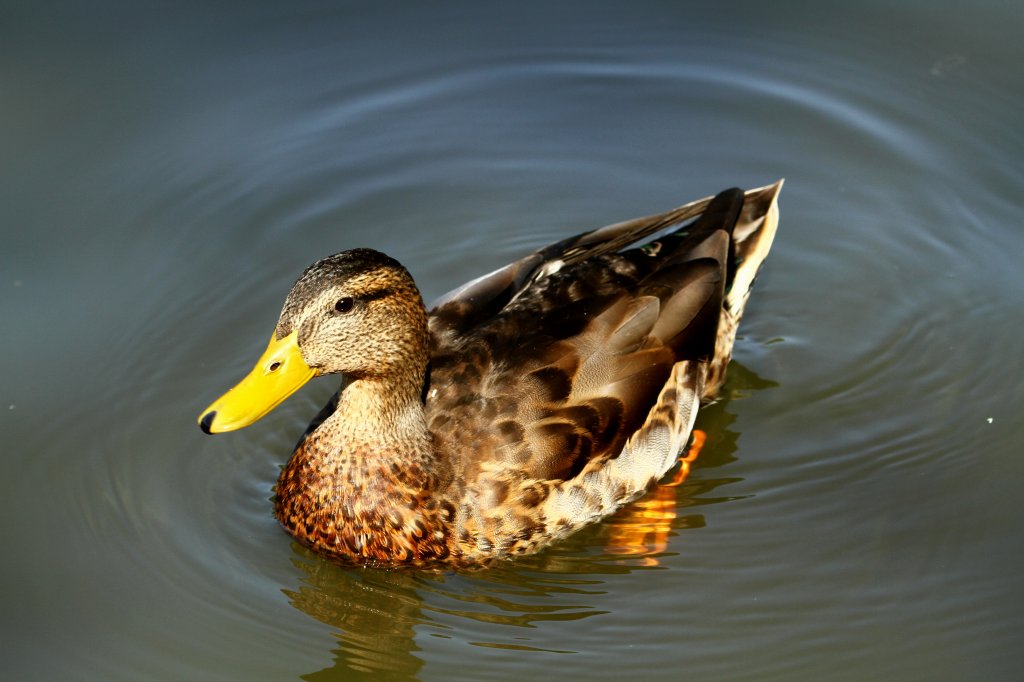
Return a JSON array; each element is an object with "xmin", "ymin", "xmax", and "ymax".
[{"xmin": 3, "ymin": 1, "xmax": 1022, "ymax": 680}]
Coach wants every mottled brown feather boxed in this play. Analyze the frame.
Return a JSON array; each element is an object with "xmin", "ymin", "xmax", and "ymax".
[{"xmin": 263, "ymin": 182, "xmax": 783, "ymax": 567}]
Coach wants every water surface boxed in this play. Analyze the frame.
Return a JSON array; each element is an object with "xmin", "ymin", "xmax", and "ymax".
[{"xmin": 3, "ymin": 1, "xmax": 1023, "ymax": 680}]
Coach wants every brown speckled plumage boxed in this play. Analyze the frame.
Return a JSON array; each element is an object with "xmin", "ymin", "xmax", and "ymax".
[{"xmin": 257, "ymin": 183, "xmax": 780, "ymax": 567}]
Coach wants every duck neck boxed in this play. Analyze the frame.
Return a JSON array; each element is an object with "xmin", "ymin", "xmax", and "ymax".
[
  {"xmin": 285, "ymin": 371, "xmax": 437, "ymax": 484},
  {"xmin": 274, "ymin": 370, "xmax": 454, "ymax": 562},
  {"xmin": 334, "ymin": 374, "xmax": 429, "ymax": 448}
]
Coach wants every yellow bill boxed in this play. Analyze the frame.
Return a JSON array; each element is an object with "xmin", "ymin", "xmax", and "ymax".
[{"xmin": 198, "ymin": 330, "xmax": 316, "ymax": 434}]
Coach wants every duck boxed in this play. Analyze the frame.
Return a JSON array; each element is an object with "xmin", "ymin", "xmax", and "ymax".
[{"xmin": 198, "ymin": 181, "xmax": 782, "ymax": 568}]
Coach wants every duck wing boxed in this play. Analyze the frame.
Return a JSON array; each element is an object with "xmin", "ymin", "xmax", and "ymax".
[{"xmin": 425, "ymin": 182, "xmax": 782, "ymax": 495}]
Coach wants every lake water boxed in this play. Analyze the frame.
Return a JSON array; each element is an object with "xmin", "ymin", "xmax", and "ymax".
[{"xmin": 3, "ymin": 1, "xmax": 1022, "ymax": 680}]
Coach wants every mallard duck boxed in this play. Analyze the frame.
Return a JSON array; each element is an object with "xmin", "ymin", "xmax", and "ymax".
[{"xmin": 198, "ymin": 181, "xmax": 782, "ymax": 568}]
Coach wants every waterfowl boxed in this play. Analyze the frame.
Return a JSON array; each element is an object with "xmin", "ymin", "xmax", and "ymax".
[{"xmin": 198, "ymin": 181, "xmax": 782, "ymax": 568}]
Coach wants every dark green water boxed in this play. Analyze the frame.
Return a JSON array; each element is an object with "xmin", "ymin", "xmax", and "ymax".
[{"xmin": 3, "ymin": 1, "xmax": 1022, "ymax": 680}]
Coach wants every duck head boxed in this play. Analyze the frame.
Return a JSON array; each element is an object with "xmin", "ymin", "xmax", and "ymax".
[{"xmin": 198, "ymin": 248, "xmax": 428, "ymax": 434}]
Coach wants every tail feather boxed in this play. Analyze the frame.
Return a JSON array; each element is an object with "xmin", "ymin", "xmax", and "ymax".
[
  {"xmin": 428, "ymin": 183, "xmax": 780, "ymax": 337},
  {"xmin": 727, "ymin": 180, "xmax": 783, "ymax": 316}
]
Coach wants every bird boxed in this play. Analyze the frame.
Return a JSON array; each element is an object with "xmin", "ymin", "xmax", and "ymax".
[{"xmin": 198, "ymin": 181, "xmax": 782, "ymax": 568}]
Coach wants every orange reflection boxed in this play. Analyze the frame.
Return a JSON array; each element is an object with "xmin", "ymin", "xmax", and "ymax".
[{"xmin": 604, "ymin": 430, "xmax": 706, "ymax": 566}]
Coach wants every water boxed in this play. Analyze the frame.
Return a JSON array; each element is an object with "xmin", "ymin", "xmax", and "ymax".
[{"xmin": 3, "ymin": 1, "xmax": 1023, "ymax": 680}]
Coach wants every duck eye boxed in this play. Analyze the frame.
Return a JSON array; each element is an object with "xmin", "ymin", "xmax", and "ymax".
[{"xmin": 334, "ymin": 297, "xmax": 354, "ymax": 314}]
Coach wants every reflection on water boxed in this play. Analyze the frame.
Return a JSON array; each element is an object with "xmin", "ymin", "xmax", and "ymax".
[
  {"xmin": 287, "ymin": 561, "xmax": 426, "ymax": 680},
  {"xmin": 281, "ymin": 362, "xmax": 772, "ymax": 678}
]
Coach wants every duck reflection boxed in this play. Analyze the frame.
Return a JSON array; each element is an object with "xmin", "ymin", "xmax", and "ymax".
[{"xmin": 284, "ymin": 558, "xmax": 427, "ymax": 680}]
